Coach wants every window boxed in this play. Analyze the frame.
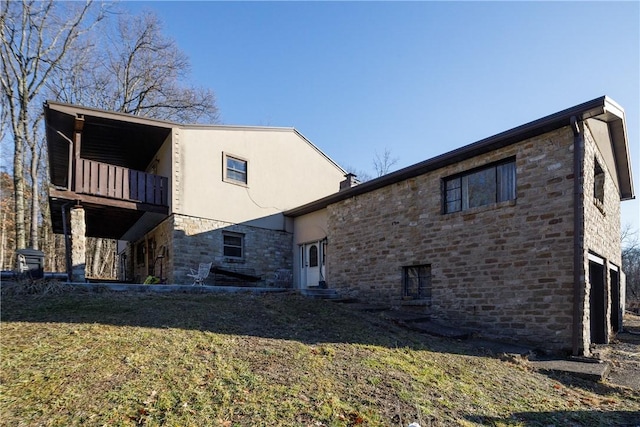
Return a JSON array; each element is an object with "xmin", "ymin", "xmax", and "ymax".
[
  {"xmin": 444, "ymin": 158, "xmax": 516, "ymax": 213},
  {"xmin": 223, "ymin": 232, "xmax": 244, "ymax": 258},
  {"xmin": 224, "ymin": 154, "xmax": 247, "ymax": 185},
  {"xmin": 594, "ymin": 159, "xmax": 605, "ymax": 211},
  {"xmin": 136, "ymin": 241, "xmax": 145, "ymax": 265},
  {"xmin": 403, "ymin": 265, "xmax": 432, "ymax": 299},
  {"xmin": 308, "ymin": 244, "xmax": 319, "ymax": 267},
  {"xmin": 322, "ymin": 240, "xmax": 327, "ymax": 265}
]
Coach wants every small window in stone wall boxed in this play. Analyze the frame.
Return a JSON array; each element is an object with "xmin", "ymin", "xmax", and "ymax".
[
  {"xmin": 594, "ymin": 159, "xmax": 605, "ymax": 213},
  {"xmin": 403, "ymin": 264, "xmax": 432, "ymax": 300},
  {"xmin": 223, "ymin": 232, "xmax": 244, "ymax": 258}
]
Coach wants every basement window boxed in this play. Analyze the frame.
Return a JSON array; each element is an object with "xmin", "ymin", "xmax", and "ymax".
[
  {"xmin": 223, "ymin": 232, "xmax": 244, "ymax": 258},
  {"xmin": 443, "ymin": 158, "xmax": 516, "ymax": 213},
  {"xmin": 403, "ymin": 264, "xmax": 432, "ymax": 300}
]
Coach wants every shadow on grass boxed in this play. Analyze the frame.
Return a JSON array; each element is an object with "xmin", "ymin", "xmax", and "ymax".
[
  {"xmin": 2, "ymin": 288, "xmax": 636, "ymax": 399},
  {"xmin": 1, "ymin": 289, "xmax": 481, "ymax": 355},
  {"xmin": 465, "ymin": 410, "xmax": 640, "ymax": 426}
]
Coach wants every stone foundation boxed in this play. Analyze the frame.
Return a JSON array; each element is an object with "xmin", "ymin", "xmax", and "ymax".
[{"xmin": 129, "ymin": 214, "xmax": 293, "ymax": 286}]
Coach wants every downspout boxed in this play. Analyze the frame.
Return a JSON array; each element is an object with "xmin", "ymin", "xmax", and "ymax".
[
  {"xmin": 571, "ymin": 116, "xmax": 585, "ymax": 356},
  {"xmin": 55, "ymin": 130, "xmax": 74, "ymax": 190}
]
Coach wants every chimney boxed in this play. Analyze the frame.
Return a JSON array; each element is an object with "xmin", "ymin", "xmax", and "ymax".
[{"xmin": 339, "ymin": 173, "xmax": 359, "ymax": 191}]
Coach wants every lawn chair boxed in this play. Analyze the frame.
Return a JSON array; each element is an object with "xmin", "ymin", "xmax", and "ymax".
[{"xmin": 187, "ymin": 262, "xmax": 212, "ymax": 286}]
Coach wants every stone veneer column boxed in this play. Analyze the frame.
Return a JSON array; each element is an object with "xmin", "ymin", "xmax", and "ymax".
[{"xmin": 70, "ymin": 205, "xmax": 86, "ymax": 282}]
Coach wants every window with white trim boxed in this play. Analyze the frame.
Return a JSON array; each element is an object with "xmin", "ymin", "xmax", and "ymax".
[
  {"xmin": 223, "ymin": 232, "xmax": 244, "ymax": 258},
  {"xmin": 443, "ymin": 158, "xmax": 516, "ymax": 213},
  {"xmin": 224, "ymin": 154, "xmax": 248, "ymax": 185}
]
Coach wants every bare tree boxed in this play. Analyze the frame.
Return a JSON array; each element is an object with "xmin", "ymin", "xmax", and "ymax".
[
  {"xmin": 48, "ymin": 10, "xmax": 219, "ymax": 124},
  {"xmin": 622, "ymin": 223, "xmax": 638, "ymax": 253},
  {"xmin": 0, "ymin": 171, "xmax": 15, "ymax": 269},
  {"xmin": 45, "ymin": 9, "xmax": 220, "ymax": 277},
  {"xmin": 373, "ymin": 148, "xmax": 399, "ymax": 177},
  {"xmin": 622, "ymin": 224, "xmax": 640, "ymax": 306},
  {"xmin": 0, "ymin": 0, "xmax": 104, "ymax": 250}
]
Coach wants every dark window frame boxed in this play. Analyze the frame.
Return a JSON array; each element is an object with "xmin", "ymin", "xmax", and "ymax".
[
  {"xmin": 594, "ymin": 158, "xmax": 605, "ymax": 212},
  {"xmin": 443, "ymin": 157, "xmax": 516, "ymax": 214},
  {"xmin": 403, "ymin": 264, "xmax": 432, "ymax": 300},
  {"xmin": 223, "ymin": 232, "xmax": 244, "ymax": 258},
  {"xmin": 136, "ymin": 241, "xmax": 146, "ymax": 266}
]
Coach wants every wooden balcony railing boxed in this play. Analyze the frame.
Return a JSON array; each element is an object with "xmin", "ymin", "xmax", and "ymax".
[{"xmin": 75, "ymin": 159, "xmax": 168, "ymax": 206}]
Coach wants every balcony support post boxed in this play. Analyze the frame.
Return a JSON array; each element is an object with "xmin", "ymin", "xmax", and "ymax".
[
  {"xmin": 70, "ymin": 204, "xmax": 86, "ymax": 282},
  {"xmin": 72, "ymin": 115, "xmax": 84, "ymax": 192}
]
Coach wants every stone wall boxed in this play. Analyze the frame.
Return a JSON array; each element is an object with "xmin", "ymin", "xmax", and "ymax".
[
  {"xmin": 580, "ymin": 121, "xmax": 623, "ymax": 350},
  {"xmin": 171, "ymin": 214, "xmax": 292, "ymax": 285},
  {"xmin": 326, "ymin": 127, "xmax": 578, "ymax": 349},
  {"xmin": 128, "ymin": 214, "xmax": 293, "ymax": 285},
  {"xmin": 130, "ymin": 217, "xmax": 174, "ymax": 283}
]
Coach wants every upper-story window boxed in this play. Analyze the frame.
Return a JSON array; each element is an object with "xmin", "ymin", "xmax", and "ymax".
[
  {"xmin": 443, "ymin": 158, "xmax": 516, "ymax": 214},
  {"xmin": 224, "ymin": 153, "xmax": 248, "ymax": 185},
  {"xmin": 594, "ymin": 159, "xmax": 605, "ymax": 212}
]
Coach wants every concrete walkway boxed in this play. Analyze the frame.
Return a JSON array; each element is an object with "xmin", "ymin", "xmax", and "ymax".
[{"xmin": 65, "ymin": 282, "xmax": 290, "ymax": 294}]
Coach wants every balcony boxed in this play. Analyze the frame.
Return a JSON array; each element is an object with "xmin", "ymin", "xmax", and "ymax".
[
  {"xmin": 45, "ymin": 102, "xmax": 173, "ymax": 239},
  {"xmin": 48, "ymin": 158, "xmax": 169, "ymax": 239},
  {"xmin": 75, "ymin": 159, "xmax": 168, "ymax": 206}
]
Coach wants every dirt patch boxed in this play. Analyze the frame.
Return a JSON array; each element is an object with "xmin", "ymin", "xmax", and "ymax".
[{"xmin": 594, "ymin": 313, "xmax": 640, "ymax": 391}]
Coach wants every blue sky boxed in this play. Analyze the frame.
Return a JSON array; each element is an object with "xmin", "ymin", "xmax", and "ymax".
[{"xmin": 126, "ymin": 1, "xmax": 639, "ymax": 232}]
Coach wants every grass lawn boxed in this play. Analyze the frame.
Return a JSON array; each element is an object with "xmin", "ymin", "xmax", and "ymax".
[{"xmin": 1, "ymin": 289, "xmax": 639, "ymax": 426}]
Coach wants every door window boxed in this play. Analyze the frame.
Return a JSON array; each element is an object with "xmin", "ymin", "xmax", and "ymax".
[{"xmin": 309, "ymin": 244, "xmax": 318, "ymax": 267}]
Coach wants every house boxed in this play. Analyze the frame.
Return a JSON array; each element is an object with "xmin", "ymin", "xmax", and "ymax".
[
  {"xmin": 44, "ymin": 101, "xmax": 346, "ymax": 285},
  {"xmin": 285, "ymin": 96, "xmax": 634, "ymax": 355},
  {"xmin": 45, "ymin": 96, "xmax": 634, "ymax": 355}
]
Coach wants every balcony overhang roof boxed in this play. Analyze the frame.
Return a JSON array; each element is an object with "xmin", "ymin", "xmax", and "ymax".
[
  {"xmin": 45, "ymin": 101, "xmax": 175, "ymax": 188},
  {"xmin": 45, "ymin": 102, "xmax": 173, "ymax": 239}
]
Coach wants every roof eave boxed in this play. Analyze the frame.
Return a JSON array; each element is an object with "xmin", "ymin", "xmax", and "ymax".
[
  {"xmin": 286, "ymin": 96, "xmax": 635, "ymax": 217},
  {"xmin": 603, "ymin": 97, "xmax": 634, "ymax": 201},
  {"xmin": 45, "ymin": 100, "xmax": 179, "ymax": 129}
]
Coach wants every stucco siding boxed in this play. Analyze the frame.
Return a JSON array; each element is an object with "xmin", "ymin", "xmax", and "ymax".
[
  {"xmin": 173, "ymin": 127, "xmax": 344, "ymax": 227},
  {"xmin": 292, "ymin": 209, "xmax": 330, "ymax": 288}
]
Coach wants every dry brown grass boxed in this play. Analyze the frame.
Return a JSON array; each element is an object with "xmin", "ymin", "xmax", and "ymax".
[{"xmin": 1, "ymin": 290, "xmax": 639, "ymax": 426}]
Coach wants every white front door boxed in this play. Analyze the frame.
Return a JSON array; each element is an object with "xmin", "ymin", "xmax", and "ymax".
[{"xmin": 301, "ymin": 241, "xmax": 322, "ymax": 288}]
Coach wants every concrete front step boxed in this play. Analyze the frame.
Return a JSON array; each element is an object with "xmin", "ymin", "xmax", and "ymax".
[{"xmin": 529, "ymin": 359, "xmax": 611, "ymax": 382}]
